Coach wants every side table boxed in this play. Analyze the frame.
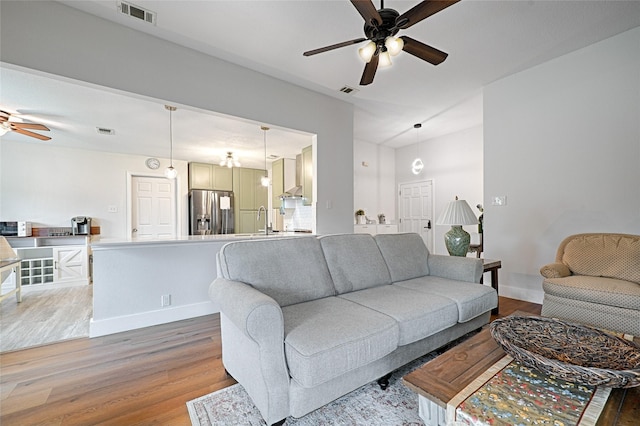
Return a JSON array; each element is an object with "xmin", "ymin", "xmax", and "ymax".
[{"xmin": 481, "ymin": 259, "xmax": 501, "ymax": 315}]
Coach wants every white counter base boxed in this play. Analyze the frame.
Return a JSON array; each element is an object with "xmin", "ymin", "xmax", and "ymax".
[{"xmin": 90, "ymin": 233, "xmax": 311, "ymax": 337}]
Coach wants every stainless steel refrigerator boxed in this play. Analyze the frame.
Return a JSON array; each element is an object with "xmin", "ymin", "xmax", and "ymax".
[{"xmin": 189, "ymin": 190, "xmax": 235, "ymax": 235}]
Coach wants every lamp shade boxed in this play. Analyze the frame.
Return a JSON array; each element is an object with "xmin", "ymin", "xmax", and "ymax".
[{"xmin": 437, "ymin": 198, "xmax": 478, "ymax": 226}]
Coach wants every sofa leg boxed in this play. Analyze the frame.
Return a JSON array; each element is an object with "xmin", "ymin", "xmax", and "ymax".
[
  {"xmin": 377, "ymin": 372, "xmax": 392, "ymax": 390},
  {"xmin": 271, "ymin": 419, "xmax": 286, "ymax": 426}
]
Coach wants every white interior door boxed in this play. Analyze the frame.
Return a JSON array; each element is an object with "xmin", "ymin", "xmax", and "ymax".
[
  {"xmin": 131, "ymin": 176, "xmax": 177, "ymax": 239},
  {"xmin": 398, "ymin": 180, "xmax": 434, "ymax": 252}
]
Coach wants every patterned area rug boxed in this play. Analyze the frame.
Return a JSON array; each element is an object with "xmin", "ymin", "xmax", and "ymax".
[{"xmin": 187, "ymin": 351, "xmax": 441, "ymax": 426}]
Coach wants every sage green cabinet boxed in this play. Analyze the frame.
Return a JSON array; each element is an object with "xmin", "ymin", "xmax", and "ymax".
[
  {"xmin": 188, "ymin": 162, "xmax": 233, "ymax": 191},
  {"xmin": 238, "ymin": 211, "xmax": 259, "ymax": 234},
  {"xmin": 302, "ymin": 145, "xmax": 313, "ymax": 205},
  {"xmin": 232, "ymin": 167, "xmax": 268, "ymax": 233}
]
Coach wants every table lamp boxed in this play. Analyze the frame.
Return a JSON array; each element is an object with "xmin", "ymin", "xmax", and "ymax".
[{"xmin": 436, "ymin": 196, "xmax": 479, "ymax": 256}]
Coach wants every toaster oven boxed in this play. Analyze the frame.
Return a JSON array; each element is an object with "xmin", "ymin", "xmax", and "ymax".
[{"xmin": 0, "ymin": 221, "xmax": 32, "ymax": 237}]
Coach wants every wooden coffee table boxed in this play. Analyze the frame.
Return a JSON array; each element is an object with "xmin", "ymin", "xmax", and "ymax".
[{"xmin": 403, "ymin": 322, "xmax": 639, "ymax": 426}]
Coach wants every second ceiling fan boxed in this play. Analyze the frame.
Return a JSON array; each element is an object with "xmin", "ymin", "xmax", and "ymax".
[
  {"xmin": 0, "ymin": 110, "xmax": 51, "ymax": 141},
  {"xmin": 303, "ymin": 0, "xmax": 460, "ymax": 85}
]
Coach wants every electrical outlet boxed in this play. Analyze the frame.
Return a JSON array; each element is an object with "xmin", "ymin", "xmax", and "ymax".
[
  {"xmin": 161, "ymin": 294, "xmax": 171, "ymax": 307},
  {"xmin": 491, "ymin": 196, "xmax": 507, "ymax": 206},
  {"xmin": 108, "ymin": 205, "xmax": 118, "ymax": 213}
]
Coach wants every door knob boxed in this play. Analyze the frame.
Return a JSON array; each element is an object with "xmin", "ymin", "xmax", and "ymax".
[{"xmin": 132, "ymin": 228, "xmax": 138, "ymax": 233}]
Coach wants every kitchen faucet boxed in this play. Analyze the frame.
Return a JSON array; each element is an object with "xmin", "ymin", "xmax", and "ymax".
[{"xmin": 257, "ymin": 206, "xmax": 268, "ymax": 235}]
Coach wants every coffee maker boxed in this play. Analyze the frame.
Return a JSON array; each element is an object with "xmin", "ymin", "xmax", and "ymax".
[{"xmin": 71, "ymin": 216, "xmax": 92, "ymax": 235}]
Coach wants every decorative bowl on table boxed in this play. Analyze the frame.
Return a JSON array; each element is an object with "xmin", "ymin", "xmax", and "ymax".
[{"xmin": 489, "ymin": 315, "xmax": 640, "ymax": 388}]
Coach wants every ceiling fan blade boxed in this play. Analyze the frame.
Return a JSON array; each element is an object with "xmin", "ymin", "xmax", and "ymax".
[
  {"xmin": 359, "ymin": 54, "xmax": 379, "ymax": 86},
  {"xmin": 350, "ymin": 0, "xmax": 382, "ymax": 26},
  {"xmin": 396, "ymin": 0, "xmax": 460, "ymax": 29},
  {"xmin": 303, "ymin": 37, "xmax": 367, "ymax": 56},
  {"xmin": 400, "ymin": 36, "xmax": 448, "ymax": 65},
  {"xmin": 12, "ymin": 127, "xmax": 52, "ymax": 141},
  {"xmin": 10, "ymin": 122, "xmax": 50, "ymax": 131}
]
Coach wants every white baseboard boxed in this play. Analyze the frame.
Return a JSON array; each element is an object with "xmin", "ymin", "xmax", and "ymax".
[
  {"xmin": 499, "ymin": 284, "xmax": 544, "ymax": 305},
  {"xmin": 89, "ymin": 301, "xmax": 219, "ymax": 337}
]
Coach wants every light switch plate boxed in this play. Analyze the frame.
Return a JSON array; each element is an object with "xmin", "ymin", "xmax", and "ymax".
[{"xmin": 492, "ymin": 196, "xmax": 507, "ymax": 206}]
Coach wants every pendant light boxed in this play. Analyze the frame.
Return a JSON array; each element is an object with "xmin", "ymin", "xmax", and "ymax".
[
  {"xmin": 411, "ymin": 123, "xmax": 424, "ymax": 175},
  {"xmin": 164, "ymin": 105, "xmax": 178, "ymax": 179},
  {"xmin": 260, "ymin": 126, "xmax": 270, "ymax": 187}
]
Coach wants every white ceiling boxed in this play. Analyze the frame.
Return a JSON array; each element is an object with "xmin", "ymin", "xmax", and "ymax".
[{"xmin": 2, "ymin": 0, "xmax": 640, "ymax": 165}]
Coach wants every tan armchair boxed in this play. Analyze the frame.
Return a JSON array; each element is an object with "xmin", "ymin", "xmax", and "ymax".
[{"xmin": 540, "ymin": 233, "xmax": 640, "ymax": 336}]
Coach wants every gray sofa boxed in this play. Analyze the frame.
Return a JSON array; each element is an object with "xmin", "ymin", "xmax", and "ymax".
[{"xmin": 209, "ymin": 232, "xmax": 498, "ymax": 425}]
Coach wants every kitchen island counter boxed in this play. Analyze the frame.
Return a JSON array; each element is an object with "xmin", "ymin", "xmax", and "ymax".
[
  {"xmin": 91, "ymin": 232, "xmax": 310, "ymax": 248},
  {"xmin": 90, "ymin": 232, "xmax": 314, "ymax": 337}
]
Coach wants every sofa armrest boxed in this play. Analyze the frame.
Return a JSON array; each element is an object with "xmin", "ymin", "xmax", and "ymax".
[
  {"xmin": 540, "ymin": 262, "xmax": 571, "ymax": 279},
  {"xmin": 428, "ymin": 254, "xmax": 483, "ymax": 283},
  {"xmin": 209, "ymin": 277, "xmax": 290, "ymax": 423},
  {"xmin": 210, "ymin": 277, "xmax": 284, "ymax": 342}
]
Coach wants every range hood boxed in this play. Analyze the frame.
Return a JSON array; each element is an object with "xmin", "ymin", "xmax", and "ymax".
[
  {"xmin": 280, "ymin": 154, "xmax": 304, "ymax": 199},
  {"xmin": 281, "ymin": 185, "xmax": 303, "ymax": 198}
]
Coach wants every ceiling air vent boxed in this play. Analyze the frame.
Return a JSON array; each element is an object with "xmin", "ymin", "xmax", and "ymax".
[
  {"xmin": 96, "ymin": 127, "xmax": 115, "ymax": 136},
  {"xmin": 117, "ymin": 1, "xmax": 156, "ymax": 25},
  {"xmin": 339, "ymin": 86, "xmax": 359, "ymax": 95}
]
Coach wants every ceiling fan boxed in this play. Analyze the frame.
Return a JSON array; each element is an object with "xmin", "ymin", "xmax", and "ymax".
[
  {"xmin": 303, "ymin": 0, "xmax": 460, "ymax": 85},
  {"xmin": 0, "ymin": 110, "xmax": 51, "ymax": 141}
]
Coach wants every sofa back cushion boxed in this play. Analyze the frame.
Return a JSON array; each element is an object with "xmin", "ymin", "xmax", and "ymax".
[
  {"xmin": 217, "ymin": 236, "xmax": 336, "ymax": 306},
  {"xmin": 374, "ymin": 233, "xmax": 430, "ymax": 282},
  {"xmin": 558, "ymin": 233, "xmax": 640, "ymax": 284},
  {"xmin": 319, "ymin": 233, "xmax": 392, "ymax": 294}
]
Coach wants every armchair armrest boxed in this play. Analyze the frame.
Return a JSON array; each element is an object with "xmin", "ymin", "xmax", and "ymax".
[
  {"xmin": 540, "ymin": 262, "xmax": 571, "ymax": 279},
  {"xmin": 428, "ymin": 254, "xmax": 483, "ymax": 283}
]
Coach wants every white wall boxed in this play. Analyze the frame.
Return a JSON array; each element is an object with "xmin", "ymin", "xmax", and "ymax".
[
  {"xmin": 0, "ymin": 1, "xmax": 354, "ymax": 235},
  {"xmin": 484, "ymin": 27, "xmax": 640, "ymax": 303},
  {"xmin": 1, "ymin": 141, "xmax": 188, "ymax": 237},
  {"xmin": 354, "ymin": 140, "xmax": 396, "ymax": 224},
  {"xmin": 395, "ymin": 126, "xmax": 484, "ymax": 255}
]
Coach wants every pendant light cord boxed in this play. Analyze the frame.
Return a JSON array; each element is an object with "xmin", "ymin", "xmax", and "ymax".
[{"xmin": 169, "ymin": 108, "xmax": 173, "ymax": 167}]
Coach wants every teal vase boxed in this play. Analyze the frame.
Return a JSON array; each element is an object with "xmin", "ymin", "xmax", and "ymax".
[{"xmin": 444, "ymin": 225, "xmax": 471, "ymax": 256}]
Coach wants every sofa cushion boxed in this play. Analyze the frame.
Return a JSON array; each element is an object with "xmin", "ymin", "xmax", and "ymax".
[
  {"xmin": 338, "ymin": 285, "xmax": 458, "ymax": 345},
  {"xmin": 375, "ymin": 233, "xmax": 430, "ymax": 282},
  {"xmin": 394, "ymin": 276, "xmax": 497, "ymax": 322},
  {"xmin": 217, "ymin": 237, "xmax": 335, "ymax": 307},
  {"xmin": 543, "ymin": 275, "xmax": 640, "ymax": 311},
  {"xmin": 560, "ymin": 234, "xmax": 640, "ymax": 284},
  {"xmin": 319, "ymin": 233, "xmax": 392, "ymax": 294},
  {"xmin": 282, "ymin": 296, "xmax": 399, "ymax": 388}
]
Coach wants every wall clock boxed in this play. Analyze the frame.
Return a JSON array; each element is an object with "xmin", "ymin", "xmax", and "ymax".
[{"xmin": 146, "ymin": 157, "xmax": 160, "ymax": 170}]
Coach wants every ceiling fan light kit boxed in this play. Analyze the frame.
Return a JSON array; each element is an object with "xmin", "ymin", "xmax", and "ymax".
[{"xmin": 303, "ymin": 0, "xmax": 460, "ymax": 85}]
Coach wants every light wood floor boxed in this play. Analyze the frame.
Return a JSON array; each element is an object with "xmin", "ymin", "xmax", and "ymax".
[
  {"xmin": 0, "ymin": 285, "xmax": 92, "ymax": 352},
  {"xmin": 1, "ymin": 298, "xmax": 636, "ymax": 425}
]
